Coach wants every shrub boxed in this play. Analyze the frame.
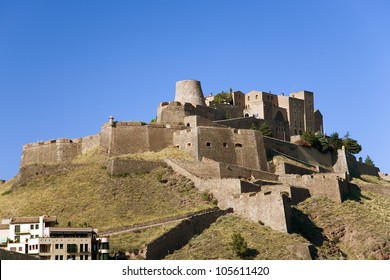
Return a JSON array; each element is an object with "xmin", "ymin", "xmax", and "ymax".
[{"xmin": 230, "ymin": 233, "xmax": 248, "ymax": 259}]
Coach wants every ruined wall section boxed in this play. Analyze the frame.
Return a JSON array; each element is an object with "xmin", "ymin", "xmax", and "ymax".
[{"xmin": 21, "ymin": 139, "xmax": 81, "ymax": 167}]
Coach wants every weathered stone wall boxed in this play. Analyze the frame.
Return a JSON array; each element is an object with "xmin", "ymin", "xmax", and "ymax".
[
  {"xmin": 279, "ymin": 173, "xmax": 349, "ymax": 203},
  {"xmin": 214, "ymin": 116, "xmax": 266, "ymax": 130},
  {"xmin": 144, "ymin": 209, "xmax": 230, "ymax": 260},
  {"xmin": 227, "ymin": 190, "xmax": 292, "ymax": 233},
  {"xmin": 183, "ymin": 115, "xmax": 220, "ymax": 128},
  {"xmin": 173, "ymin": 127, "xmax": 268, "ymax": 172},
  {"xmin": 80, "ymin": 134, "xmax": 100, "ymax": 154},
  {"xmin": 333, "ymin": 149, "xmax": 380, "ymax": 177},
  {"xmin": 276, "ymin": 162, "xmax": 316, "ymax": 176},
  {"xmin": 21, "ymin": 139, "xmax": 81, "ymax": 167},
  {"xmin": 175, "ymin": 80, "xmax": 206, "ymax": 106},
  {"xmin": 263, "ymin": 136, "xmax": 333, "ymax": 170},
  {"xmin": 359, "ymin": 184, "xmax": 390, "ymax": 197},
  {"xmin": 107, "ymin": 159, "xmax": 166, "ymax": 176},
  {"xmin": 165, "ymin": 159, "xmax": 290, "ymax": 232},
  {"xmin": 106, "ymin": 123, "xmax": 177, "ymax": 157}
]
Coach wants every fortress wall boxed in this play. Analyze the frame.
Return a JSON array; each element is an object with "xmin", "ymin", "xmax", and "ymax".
[
  {"xmin": 276, "ymin": 162, "xmax": 316, "ymax": 176},
  {"xmin": 211, "ymin": 103, "xmax": 244, "ymax": 120},
  {"xmin": 217, "ymin": 161, "xmax": 278, "ymax": 181},
  {"xmin": 107, "ymin": 123, "xmax": 176, "ymax": 157},
  {"xmin": 334, "ymin": 149, "xmax": 380, "ymax": 177},
  {"xmin": 21, "ymin": 139, "xmax": 81, "ymax": 167},
  {"xmin": 80, "ymin": 134, "xmax": 100, "ymax": 154},
  {"xmin": 100, "ymin": 124, "xmax": 113, "ymax": 151},
  {"xmin": 214, "ymin": 116, "xmax": 266, "ymax": 130},
  {"xmin": 263, "ymin": 136, "xmax": 333, "ymax": 169},
  {"xmin": 227, "ymin": 191, "xmax": 291, "ymax": 233},
  {"xmin": 173, "ymin": 127, "xmax": 268, "ymax": 172},
  {"xmin": 144, "ymin": 209, "xmax": 230, "ymax": 260},
  {"xmin": 165, "ymin": 158, "xmax": 291, "ymax": 233},
  {"xmin": 183, "ymin": 115, "xmax": 221, "ymax": 128},
  {"xmin": 157, "ymin": 102, "xmax": 195, "ymax": 125},
  {"xmin": 279, "ymin": 174, "xmax": 349, "ymax": 203},
  {"xmin": 107, "ymin": 159, "xmax": 166, "ymax": 176}
]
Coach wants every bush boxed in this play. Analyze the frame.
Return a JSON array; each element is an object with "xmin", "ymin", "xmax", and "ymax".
[{"xmin": 230, "ymin": 233, "xmax": 248, "ymax": 259}]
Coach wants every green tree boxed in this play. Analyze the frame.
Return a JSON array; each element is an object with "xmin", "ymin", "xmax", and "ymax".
[
  {"xmin": 302, "ymin": 130, "xmax": 316, "ymax": 146},
  {"xmin": 314, "ymin": 133, "xmax": 329, "ymax": 153},
  {"xmin": 365, "ymin": 155, "xmax": 375, "ymax": 167},
  {"xmin": 328, "ymin": 132, "xmax": 343, "ymax": 150},
  {"xmin": 230, "ymin": 233, "xmax": 248, "ymax": 259},
  {"xmin": 259, "ymin": 122, "xmax": 273, "ymax": 137},
  {"xmin": 343, "ymin": 133, "xmax": 362, "ymax": 154},
  {"xmin": 213, "ymin": 91, "xmax": 233, "ymax": 104}
]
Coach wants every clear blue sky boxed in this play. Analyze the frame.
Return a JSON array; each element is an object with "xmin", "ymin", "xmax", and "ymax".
[{"xmin": 1, "ymin": 0, "xmax": 389, "ymax": 180}]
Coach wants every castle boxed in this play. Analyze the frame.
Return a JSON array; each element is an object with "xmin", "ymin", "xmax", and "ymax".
[{"xmin": 18, "ymin": 80, "xmax": 380, "ymax": 234}]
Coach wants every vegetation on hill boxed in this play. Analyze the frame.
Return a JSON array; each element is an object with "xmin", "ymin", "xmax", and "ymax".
[
  {"xmin": 293, "ymin": 184, "xmax": 390, "ymax": 259},
  {"xmin": 0, "ymin": 147, "xmax": 214, "ymax": 233},
  {"xmin": 165, "ymin": 215, "xmax": 310, "ymax": 260},
  {"xmin": 212, "ymin": 89, "xmax": 233, "ymax": 104}
]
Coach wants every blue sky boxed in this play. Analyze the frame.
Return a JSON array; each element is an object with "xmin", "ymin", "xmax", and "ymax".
[{"xmin": 1, "ymin": 0, "xmax": 389, "ymax": 180}]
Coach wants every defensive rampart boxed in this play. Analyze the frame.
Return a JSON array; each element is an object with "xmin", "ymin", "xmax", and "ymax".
[
  {"xmin": 144, "ymin": 209, "xmax": 231, "ymax": 260},
  {"xmin": 165, "ymin": 159, "xmax": 291, "ymax": 233}
]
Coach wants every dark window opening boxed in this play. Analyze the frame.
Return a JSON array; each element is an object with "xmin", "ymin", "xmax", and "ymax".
[
  {"xmin": 186, "ymin": 123, "xmax": 190, "ymax": 127},
  {"xmin": 223, "ymin": 143, "xmax": 228, "ymax": 147},
  {"xmin": 206, "ymin": 142, "xmax": 211, "ymax": 147},
  {"xmin": 235, "ymin": 143, "xmax": 243, "ymax": 148}
]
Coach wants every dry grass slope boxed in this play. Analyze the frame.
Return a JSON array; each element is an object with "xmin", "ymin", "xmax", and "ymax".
[
  {"xmin": 0, "ymin": 147, "xmax": 214, "ymax": 232},
  {"xmin": 166, "ymin": 215, "xmax": 310, "ymax": 260}
]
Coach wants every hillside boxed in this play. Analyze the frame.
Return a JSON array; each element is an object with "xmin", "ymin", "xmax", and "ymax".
[
  {"xmin": 0, "ymin": 147, "xmax": 215, "ymax": 254},
  {"xmin": 2, "ymin": 147, "xmax": 390, "ymax": 259}
]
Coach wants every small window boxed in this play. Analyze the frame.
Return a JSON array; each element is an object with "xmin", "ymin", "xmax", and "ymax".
[
  {"xmin": 85, "ymin": 255, "xmax": 88, "ymax": 260},
  {"xmin": 35, "ymin": 224, "xmax": 39, "ymax": 229},
  {"xmin": 80, "ymin": 255, "xmax": 84, "ymax": 260},
  {"xmin": 18, "ymin": 247, "xmax": 22, "ymax": 252},
  {"xmin": 85, "ymin": 244, "xmax": 88, "ymax": 252},
  {"xmin": 30, "ymin": 225, "xmax": 34, "ymax": 230},
  {"xmin": 55, "ymin": 255, "xmax": 59, "ymax": 260},
  {"xmin": 60, "ymin": 255, "xmax": 63, "ymax": 260},
  {"xmin": 235, "ymin": 143, "xmax": 243, "ymax": 148},
  {"xmin": 55, "ymin": 244, "xmax": 59, "ymax": 249},
  {"xmin": 186, "ymin": 123, "xmax": 190, "ymax": 127},
  {"xmin": 206, "ymin": 142, "xmax": 211, "ymax": 147},
  {"xmin": 255, "ymin": 95, "xmax": 258, "ymax": 100},
  {"xmin": 223, "ymin": 143, "xmax": 228, "ymax": 147},
  {"xmin": 60, "ymin": 244, "xmax": 63, "ymax": 249},
  {"xmin": 186, "ymin": 143, "xmax": 192, "ymax": 147},
  {"xmin": 80, "ymin": 244, "xmax": 84, "ymax": 253},
  {"xmin": 248, "ymin": 96, "xmax": 250, "ymax": 101},
  {"xmin": 15, "ymin": 225, "xmax": 20, "ymax": 233}
]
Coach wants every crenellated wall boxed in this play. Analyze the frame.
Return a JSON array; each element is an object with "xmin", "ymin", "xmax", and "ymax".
[{"xmin": 21, "ymin": 138, "xmax": 81, "ymax": 167}]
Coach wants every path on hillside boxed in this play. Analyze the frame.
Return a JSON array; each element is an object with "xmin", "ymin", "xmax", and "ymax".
[{"xmin": 100, "ymin": 208, "xmax": 219, "ymax": 236}]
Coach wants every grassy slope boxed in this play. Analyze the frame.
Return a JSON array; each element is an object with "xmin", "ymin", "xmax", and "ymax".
[
  {"xmin": 294, "ymin": 185, "xmax": 390, "ymax": 260},
  {"xmin": 0, "ymin": 148, "xmax": 214, "ymax": 232},
  {"xmin": 166, "ymin": 215, "xmax": 310, "ymax": 260}
]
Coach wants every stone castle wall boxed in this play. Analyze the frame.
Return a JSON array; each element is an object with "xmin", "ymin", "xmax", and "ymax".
[
  {"xmin": 263, "ymin": 136, "xmax": 334, "ymax": 170},
  {"xmin": 101, "ymin": 122, "xmax": 178, "ymax": 157},
  {"xmin": 165, "ymin": 158, "xmax": 291, "ymax": 232},
  {"xmin": 279, "ymin": 173, "xmax": 349, "ymax": 203},
  {"xmin": 144, "ymin": 209, "xmax": 230, "ymax": 260},
  {"xmin": 333, "ymin": 149, "xmax": 380, "ymax": 177},
  {"xmin": 21, "ymin": 139, "xmax": 81, "ymax": 167},
  {"xmin": 173, "ymin": 127, "xmax": 268, "ymax": 172}
]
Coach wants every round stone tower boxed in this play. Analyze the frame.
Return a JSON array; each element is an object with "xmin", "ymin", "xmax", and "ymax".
[{"xmin": 175, "ymin": 80, "xmax": 206, "ymax": 106}]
